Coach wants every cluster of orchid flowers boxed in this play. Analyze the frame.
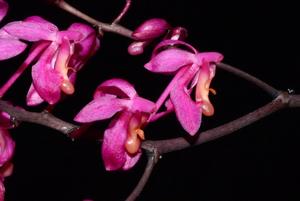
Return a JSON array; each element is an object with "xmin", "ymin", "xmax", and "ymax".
[{"xmin": 0, "ymin": 0, "xmax": 223, "ymax": 199}]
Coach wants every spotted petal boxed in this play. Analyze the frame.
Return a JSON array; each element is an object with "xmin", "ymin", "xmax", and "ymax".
[{"xmin": 170, "ymin": 85, "xmax": 201, "ymax": 135}]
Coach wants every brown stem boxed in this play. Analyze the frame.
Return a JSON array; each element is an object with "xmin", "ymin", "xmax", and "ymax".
[
  {"xmin": 217, "ymin": 63, "xmax": 279, "ymax": 98},
  {"xmin": 125, "ymin": 150, "xmax": 159, "ymax": 201},
  {"xmin": 54, "ymin": 0, "xmax": 133, "ymax": 38},
  {"xmin": 113, "ymin": 0, "xmax": 132, "ymax": 24},
  {"xmin": 142, "ymin": 92, "xmax": 298, "ymax": 155},
  {"xmin": 0, "ymin": 100, "xmax": 78, "ymax": 135}
]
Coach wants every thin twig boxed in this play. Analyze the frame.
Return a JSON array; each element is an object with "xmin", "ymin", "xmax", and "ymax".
[
  {"xmin": 112, "ymin": 0, "xmax": 132, "ymax": 24},
  {"xmin": 143, "ymin": 92, "xmax": 296, "ymax": 154},
  {"xmin": 125, "ymin": 150, "xmax": 159, "ymax": 201},
  {"xmin": 217, "ymin": 63, "xmax": 279, "ymax": 98},
  {"xmin": 0, "ymin": 100, "xmax": 78, "ymax": 135},
  {"xmin": 54, "ymin": 0, "xmax": 133, "ymax": 38}
]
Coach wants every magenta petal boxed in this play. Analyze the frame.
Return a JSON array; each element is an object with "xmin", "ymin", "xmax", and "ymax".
[
  {"xmin": 102, "ymin": 112, "xmax": 130, "ymax": 171},
  {"xmin": 0, "ymin": 29, "xmax": 15, "ymax": 39},
  {"xmin": 3, "ymin": 20, "xmax": 57, "ymax": 41},
  {"xmin": 31, "ymin": 43, "xmax": 62, "ymax": 104},
  {"xmin": 67, "ymin": 23, "xmax": 99, "ymax": 70},
  {"xmin": 145, "ymin": 48, "xmax": 196, "ymax": 73},
  {"xmin": 0, "ymin": 0, "xmax": 8, "ymax": 22},
  {"xmin": 0, "ymin": 128, "xmax": 15, "ymax": 167},
  {"xmin": 131, "ymin": 96, "xmax": 155, "ymax": 113},
  {"xmin": 58, "ymin": 30, "xmax": 82, "ymax": 42},
  {"xmin": 0, "ymin": 38, "xmax": 26, "ymax": 60},
  {"xmin": 24, "ymin": 16, "xmax": 58, "ymax": 31},
  {"xmin": 67, "ymin": 23, "xmax": 95, "ymax": 39},
  {"xmin": 196, "ymin": 52, "xmax": 224, "ymax": 63},
  {"xmin": 123, "ymin": 151, "xmax": 141, "ymax": 170},
  {"xmin": 0, "ymin": 111, "xmax": 10, "ymax": 128},
  {"xmin": 152, "ymin": 39, "xmax": 198, "ymax": 57},
  {"xmin": 170, "ymin": 86, "xmax": 201, "ymax": 135},
  {"xmin": 94, "ymin": 79, "xmax": 137, "ymax": 99},
  {"xmin": 26, "ymin": 84, "xmax": 44, "ymax": 106},
  {"xmin": 74, "ymin": 96, "xmax": 125, "ymax": 122}
]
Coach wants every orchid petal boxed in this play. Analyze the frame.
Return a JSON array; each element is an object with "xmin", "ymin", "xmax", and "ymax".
[
  {"xmin": 169, "ymin": 64, "xmax": 201, "ymax": 135},
  {"xmin": 170, "ymin": 85, "xmax": 201, "ymax": 135},
  {"xmin": 26, "ymin": 84, "xmax": 44, "ymax": 106},
  {"xmin": 102, "ymin": 112, "xmax": 131, "ymax": 171},
  {"xmin": 31, "ymin": 43, "xmax": 62, "ymax": 104},
  {"xmin": 94, "ymin": 78, "xmax": 137, "ymax": 99},
  {"xmin": 3, "ymin": 20, "xmax": 57, "ymax": 41},
  {"xmin": 0, "ymin": 0, "xmax": 8, "ymax": 22},
  {"xmin": 0, "ymin": 29, "xmax": 15, "ymax": 39},
  {"xmin": 0, "ymin": 128, "xmax": 15, "ymax": 167},
  {"xmin": 74, "ymin": 95, "xmax": 125, "ymax": 122},
  {"xmin": 58, "ymin": 30, "xmax": 82, "ymax": 42},
  {"xmin": 0, "ymin": 111, "xmax": 10, "ymax": 128},
  {"xmin": 152, "ymin": 39, "xmax": 198, "ymax": 57},
  {"xmin": 67, "ymin": 23, "xmax": 99, "ymax": 69},
  {"xmin": 145, "ymin": 48, "xmax": 196, "ymax": 73},
  {"xmin": 24, "ymin": 16, "xmax": 58, "ymax": 31},
  {"xmin": 196, "ymin": 52, "xmax": 223, "ymax": 63},
  {"xmin": 0, "ymin": 38, "xmax": 26, "ymax": 60},
  {"xmin": 131, "ymin": 96, "xmax": 155, "ymax": 113},
  {"xmin": 123, "ymin": 151, "xmax": 141, "ymax": 170},
  {"xmin": 67, "ymin": 23, "xmax": 95, "ymax": 39}
]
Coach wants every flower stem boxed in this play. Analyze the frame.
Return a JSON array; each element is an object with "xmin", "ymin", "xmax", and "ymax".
[
  {"xmin": 112, "ymin": 0, "xmax": 132, "ymax": 24},
  {"xmin": 54, "ymin": 0, "xmax": 133, "ymax": 38},
  {"xmin": 217, "ymin": 62, "xmax": 279, "ymax": 98}
]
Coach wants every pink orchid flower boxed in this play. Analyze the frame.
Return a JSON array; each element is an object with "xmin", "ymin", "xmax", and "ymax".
[
  {"xmin": 0, "ymin": 0, "xmax": 27, "ymax": 60},
  {"xmin": 2, "ymin": 16, "xmax": 99, "ymax": 105},
  {"xmin": 0, "ymin": 111, "xmax": 15, "ymax": 201},
  {"xmin": 145, "ymin": 40, "xmax": 223, "ymax": 135},
  {"xmin": 75, "ymin": 79, "xmax": 155, "ymax": 171}
]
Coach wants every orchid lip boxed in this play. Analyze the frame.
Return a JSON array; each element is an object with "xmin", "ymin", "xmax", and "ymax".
[{"xmin": 125, "ymin": 128, "xmax": 145, "ymax": 155}]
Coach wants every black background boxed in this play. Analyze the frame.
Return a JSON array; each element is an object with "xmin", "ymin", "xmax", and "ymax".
[{"xmin": 1, "ymin": 0, "xmax": 299, "ymax": 200}]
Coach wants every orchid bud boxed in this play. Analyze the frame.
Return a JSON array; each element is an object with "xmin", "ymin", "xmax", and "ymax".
[
  {"xmin": 128, "ymin": 41, "xmax": 151, "ymax": 55},
  {"xmin": 132, "ymin": 18, "xmax": 169, "ymax": 40}
]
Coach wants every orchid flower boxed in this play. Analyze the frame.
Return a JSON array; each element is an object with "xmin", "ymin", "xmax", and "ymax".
[
  {"xmin": 2, "ymin": 16, "xmax": 99, "ymax": 105},
  {"xmin": 75, "ymin": 79, "xmax": 155, "ymax": 171},
  {"xmin": 0, "ymin": 111, "xmax": 15, "ymax": 201},
  {"xmin": 0, "ymin": 0, "xmax": 27, "ymax": 61},
  {"xmin": 145, "ymin": 40, "xmax": 223, "ymax": 135}
]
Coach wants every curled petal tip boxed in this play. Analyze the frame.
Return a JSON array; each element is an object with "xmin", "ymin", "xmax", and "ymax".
[{"xmin": 168, "ymin": 27, "xmax": 188, "ymax": 41}]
